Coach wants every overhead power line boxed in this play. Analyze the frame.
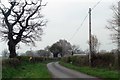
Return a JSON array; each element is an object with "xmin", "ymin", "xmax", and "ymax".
[
  {"xmin": 91, "ymin": 0, "xmax": 102, "ymax": 11},
  {"xmin": 69, "ymin": 13, "xmax": 88, "ymax": 41},
  {"xmin": 69, "ymin": 0, "xmax": 103, "ymax": 41}
]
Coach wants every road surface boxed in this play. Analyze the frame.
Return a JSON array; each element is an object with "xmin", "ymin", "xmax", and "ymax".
[{"xmin": 47, "ymin": 62, "xmax": 101, "ymax": 80}]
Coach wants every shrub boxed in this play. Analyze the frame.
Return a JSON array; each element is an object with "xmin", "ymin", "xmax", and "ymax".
[
  {"xmin": 61, "ymin": 55, "xmax": 89, "ymax": 66},
  {"xmin": 16, "ymin": 56, "xmax": 30, "ymax": 62},
  {"xmin": 118, "ymin": 53, "xmax": 120, "ymax": 69},
  {"xmin": 9, "ymin": 58, "xmax": 21, "ymax": 68},
  {"xmin": 2, "ymin": 58, "xmax": 21, "ymax": 68},
  {"xmin": 33, "ymin": 57, "xmax": 45, "ymax": 62},
  {"xmin": 93, "ymin": 53, "xmax": 115, "ymax": 68},
  {"xmin": 46, "ymin": 57, "xmax": 61, "ymax": 62},
  {"xmin": 61, "ymin": 56, "xmax": 71, "ymax": 63},
  {"xmin": 17, "ymin": 56, "xmax": 60, "ymax": 63}
]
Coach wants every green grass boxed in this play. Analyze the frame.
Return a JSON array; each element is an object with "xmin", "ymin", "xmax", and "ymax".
[
  {"xmin": 59, "ymin": 61, "xmax": 119, "ymax": 80},
  {"xmin": 2, "ymin": 61, "xmax": 51, "ymax": 79}
]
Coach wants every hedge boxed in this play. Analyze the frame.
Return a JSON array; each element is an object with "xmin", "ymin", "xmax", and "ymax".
[
  {"xmin": 2, "ymin": 56, "xmax": 61, "ymax": 68},
  {"xmin": 61, "ymin": 53, "xmax": 119, "ymax": 70}
]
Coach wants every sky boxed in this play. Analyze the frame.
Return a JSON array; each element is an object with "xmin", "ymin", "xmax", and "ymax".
[{"xmin": 0, "ymin": 0, "xmax": 119, "ymax": 54}]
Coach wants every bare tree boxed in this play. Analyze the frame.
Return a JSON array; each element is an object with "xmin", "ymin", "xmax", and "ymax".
[
  {"xmin": 0, "ymin": 0, "xmax": 47, "ymax": 58},
  {"xmin": 91, "ymin": 35, "xmax": 100, "ymax": 54},
  {"xmin": 88, "ymin": 35, "xmax": 100, "ymax": 54},
  {"xmin": 107, "ymin": 2, "xmax": 120, "ymax": 69},
  {"xmin": 106, "ymin": 2, "xmax": 120, "ymax": 52},
  {"xmin": 88, "ymin": 35, "xmax": 100, "ymax": 67},
  {"xmin": 71, "ymin": 45, "xmax": 81, "ymax": 55}
]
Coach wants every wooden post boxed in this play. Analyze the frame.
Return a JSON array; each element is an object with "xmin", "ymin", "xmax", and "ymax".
[{"xmin": 89, "ymin": 8, "xmax": 92, "ymax": 67}]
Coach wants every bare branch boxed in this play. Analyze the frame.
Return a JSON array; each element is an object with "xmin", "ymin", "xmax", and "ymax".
[
  {"xmin": 12, "ymin": 1, "xmax": 27, "ymax": 26},
  {"xmin": 26, "ymin": 0, "xmax": 42, "ymax": 27}
]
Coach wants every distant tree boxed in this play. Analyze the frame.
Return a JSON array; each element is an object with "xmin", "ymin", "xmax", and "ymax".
[
  {"xmin": 44, "ymin": 46, "xmax": 50, "ymax": 52},
  {"xmin": 88, "ymin": 35, "xmax": 100, "ymax": 54},
  {"xmin": 71, "ymin": 45, "xmax": 81, "ymax": 55},
  {"xmin": 111, "ymin": 49, "xmax": 117, "ymax": 53},
  {"xmin": 57, "ymin": 39, "xmax": 72, "ymax": 56},
  {"xmin": 84, "ymin": 49, "xmax": 89, "ymax": 54},
  {"xmin": 25, "ymin": 50, "xmax": 34, "ymax": 56},
  {"xmin": 49, "ymin": 39, "xmax": 72, "ymax": 57},
  {"xmin": 49, "ymin": 43, "xmax": 62, "ymax": 57},
  {"xmin": 20, "ymin": 52, "xmax": 26, "ymax": 56},
  {"xmin": 99, "ymin": 50, "xmax": 107, "ymax": 54},
  {"xmin": 2, "ymin": 49, "xmax": 9, "ymax": 58},
  {"xmin": 37, "ymin": 50, "xmax": 50, "ymax": 57},
  {"xmin": 0, "ymin": 0, "xmax": 47, "ymax": 58}
]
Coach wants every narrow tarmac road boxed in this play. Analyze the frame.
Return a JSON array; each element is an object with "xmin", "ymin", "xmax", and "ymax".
[{"xmin": 47, "ymin": 62, "xmax": 101, "ymax": 80}]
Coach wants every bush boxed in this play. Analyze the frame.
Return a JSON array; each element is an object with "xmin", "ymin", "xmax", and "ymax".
[
  {"xmin": 61, "ymin": 55, "xmax": 89, "ymax": 66},
  {"xmin": 96, "ymin": 53, "xmax": 115, "ymax": 68},
  {"xmin": 61, "ymin": 56, "xmax": 71, "ymax": 63},
  {"xmin": 45, "ymin": 57, "xmax": 61, "ymax": 62},
  {"xmin": 33, "ymin": 57, "xmax": 45, "ymax": 62},
  {"xmin": 9, "ymin": 58, "xmax": 21, "ymax": 68},
  {"xmin": 118, "ymin": 53, "xmax": 120, "ymax": 69},
  {"xmin": 2, "ymin": 58, "xmax": 21, "ymax": 68},
  {"xmin": 16, "ymin": 56, "xmax": 30, "ymax": 62},
  {"xmin": 16, "ymin": 56, "xmax": 58, "ymax": 63},
  {"xmin": 16, "ymin": 56, "xmax": 45, "ymax": 63}
]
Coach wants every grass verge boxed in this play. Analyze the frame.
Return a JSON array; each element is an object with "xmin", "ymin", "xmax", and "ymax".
[
  {"xmin": 2, "ymin": 61, "xmax": 51, "ymax": 80},
  {"xmin": 59, "ymin": 61, "xmax": 119, "ymax": 80}
]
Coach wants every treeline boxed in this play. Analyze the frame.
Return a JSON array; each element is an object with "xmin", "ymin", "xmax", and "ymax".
[
  {"xmin": 21, "ymin": 50, "xmax": 52, "ymax": 58},
  {"xmin": 2, "ymin": 56, "xmax": 61, "ymax": 68},
  {"xmin": 2, "ymin": 39, "xmax": 84, "ymax": 58}
]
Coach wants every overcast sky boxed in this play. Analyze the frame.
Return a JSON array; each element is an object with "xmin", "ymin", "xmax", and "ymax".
[{"xmin": 0, "ymin": 0, "xmax": 119, "ymax": 54}]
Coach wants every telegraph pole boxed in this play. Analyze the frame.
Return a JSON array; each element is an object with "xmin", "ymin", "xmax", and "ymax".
[{"xmin": 89, "ymin": 8, "xmax": 92, "ymax": 66}]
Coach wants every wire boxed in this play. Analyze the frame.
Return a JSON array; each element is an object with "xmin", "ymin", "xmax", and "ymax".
[
  {"xmin": 69, "ymin": 13, "xmax": 88, "ymax": 41},
  {"xmin": 91, "ymin": 0, "xmax": 102, "ymax": 11},
  {"xmin": 69, "ymin": 0, "xmax": 103, "ymax": 41}
]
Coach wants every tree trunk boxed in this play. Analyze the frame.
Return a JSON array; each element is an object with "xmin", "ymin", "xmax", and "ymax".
[
  {"xmin": 8, "ymin": 41, "xmax": 17, "ymax": 58},
  {"xmin": 53, "ymin": 53, "xmax": 58, "ymax": 58},
  {"xmin": 60, "ymin": 53, "xmax": 63, "ymax": 57},
  {"xmin": 71, "ymin": 51, "xmax": 74, "ymax": 56},
  {"xmin": 91, "ymin": 52, "xmax": 96, "ymax": 67}
]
